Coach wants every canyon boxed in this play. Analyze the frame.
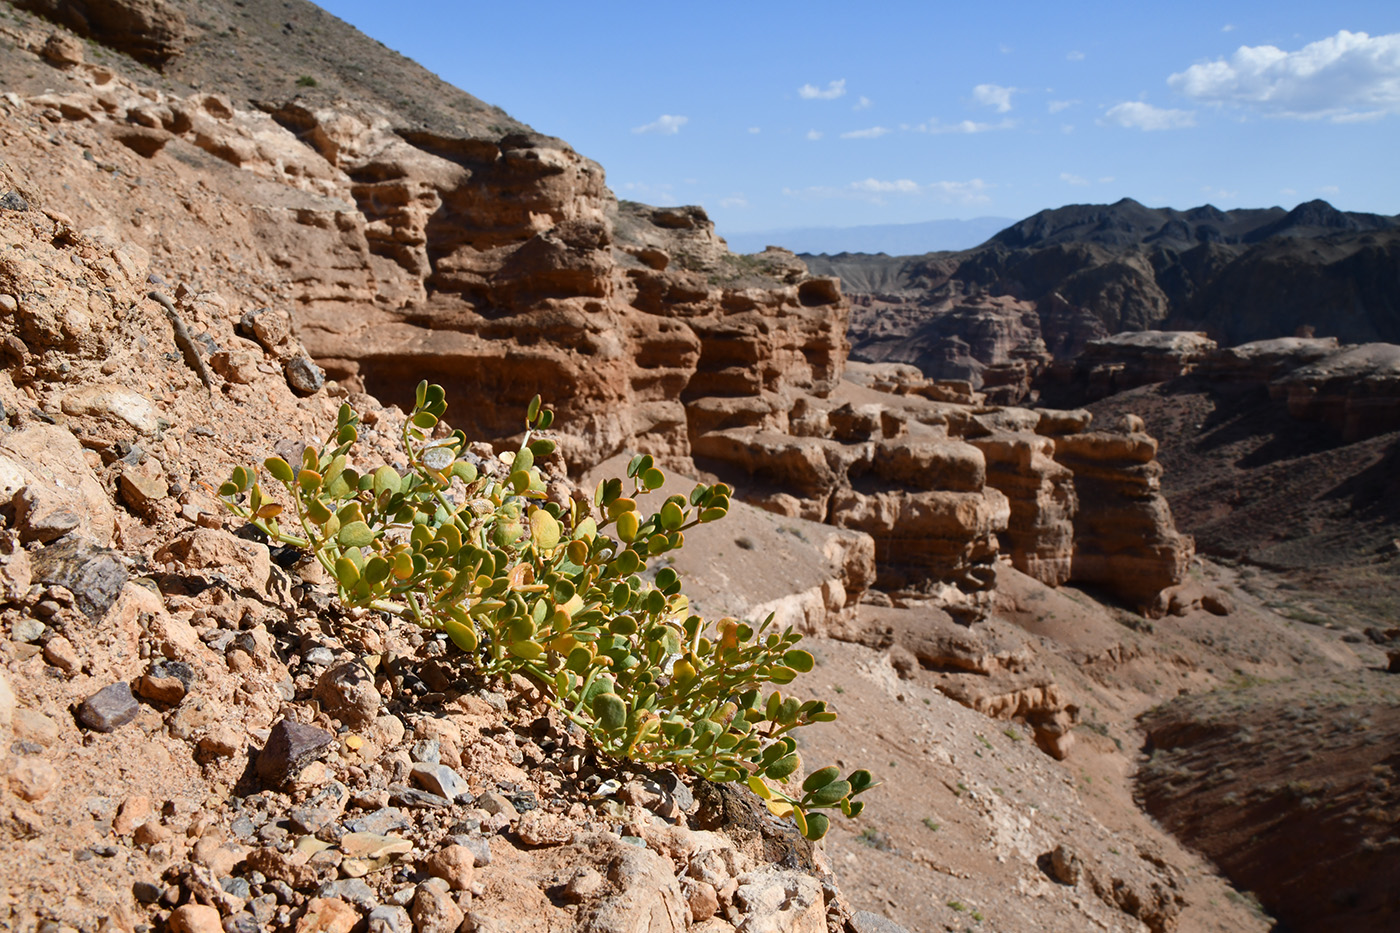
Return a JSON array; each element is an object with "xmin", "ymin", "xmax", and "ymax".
[{"xmin": 0, "ymin": 2, "xmax": 1396, "ymax": 933}]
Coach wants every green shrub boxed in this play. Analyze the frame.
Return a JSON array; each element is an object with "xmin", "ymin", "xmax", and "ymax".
[{"xmin": 220, "ymin": 383, "xmax": 871, "ymax": 839}]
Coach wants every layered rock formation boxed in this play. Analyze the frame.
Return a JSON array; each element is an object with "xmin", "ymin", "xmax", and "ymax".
[{"xmin": 692, "ymin": 379, "xmax": 1191, "ymax": 617}]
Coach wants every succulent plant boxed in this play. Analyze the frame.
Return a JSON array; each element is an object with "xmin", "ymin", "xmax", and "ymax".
[{"xmin": 219, "ymin": 382, "xmax": 872, "ymax": 838}]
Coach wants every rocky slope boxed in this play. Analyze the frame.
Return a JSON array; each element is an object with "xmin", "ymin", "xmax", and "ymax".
[
  {"xmin": 806, "ymin": 199, "xmax": 1400, "ymax": 393},
  {"xmin": 1, "ymin": 3, "xmax": 1393, "ymax": 933}
]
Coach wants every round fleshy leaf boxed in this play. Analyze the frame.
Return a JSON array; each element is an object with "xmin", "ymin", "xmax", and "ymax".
[
  {"xmin": 338, "ymin": 521, "xmax": 375, "ymax": 548},
  {"xmin": 264, "ymin": 457, "xmax": 294, "ymax": 483},
  {"xmin": 422, "ymin": 446, "xmax": 454, "ymax": 472},
  {"xmin": 783, "ymin": 649, "xmax": 815, "ymax": 673},
  {"xmin": 767, "ymin": 752, "xmax": 801, "ymax": 781},
  {"xmin": 615, "ymin": 511, "xmax": 639, "ymax": 543},
  {"xmin": 803, "ymin": 812, "xmax": 830, "ymax": 840},
  {"xmin": 802, "ymin": 766, "xmax": 841, "ymax": 793},
  {"xmin": 592, "ymin": 692, "xmax": 627, "ymax": 732},
  {"xmin": 530, "ymin": 510, "xmax": 561, "ymax": 550},
  {"xmin": 809, "ymin": 779, "xmax": 851, "ymax": 807},
  {"xmin": 334, "ymin": 557, "xmax": 359, "ymax": 588}
]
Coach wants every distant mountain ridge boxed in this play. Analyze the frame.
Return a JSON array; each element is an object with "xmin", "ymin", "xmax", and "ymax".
[
  {"xmin": 989, "ymin": 197, "xmax": 1399, "ymax": 250},
  {"xmin": 805, "ymin": 198, "xmax": 1400, "ymax": 387}
]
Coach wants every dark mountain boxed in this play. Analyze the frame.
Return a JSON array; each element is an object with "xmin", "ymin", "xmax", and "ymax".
[{"xmin": 808, "ymin": 199, "xmax": 1400, "ymax": 380}]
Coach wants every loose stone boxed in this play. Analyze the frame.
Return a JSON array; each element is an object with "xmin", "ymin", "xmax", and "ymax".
[{"xmin": 77, "ymin": 682, "xmax": 141, "ymax": 732}]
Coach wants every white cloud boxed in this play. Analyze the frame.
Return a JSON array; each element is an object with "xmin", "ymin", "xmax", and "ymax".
[
  {"xmin": 851, "ymin": 178, "xmax": 921, "ymax": 194},
  {"xmin": 632, "ymin": 114, "xmax": 688, "ymax": 135},
  {"xmin": 1102, "ymin": 101, "xmax": 1196, "ymax": 130},
  {"xmin": 1168, "ymin": 30, "xmax": 1400, "ymax": 120},
  {"xmin": 854, "ymin": 95, "xmax": 873, "ymax": 111},
  {"xmin": 805, "ymin": 129, "xmax": 823, "ymax": 141},
  {"xmin": 1319, "ymin": 184, "xmax": 1341, "ymax": 195},
  {"xmin": 973, "ymin": 83, "xmax": 1016, "ymax": 112},
  {"xmin": 1061, "ymin": 123, "xmax": 1074, "ymax": 134},
  {"xmin": 747, "ymin": 126, "xmax": 761, "ymax": 134},
  {"xmin": 1222, "ymin": 24, "xmax": 1236, "ymax": 33},
  {"xmin": 719, "ymin": 195, "xmax": 749, "ymax": 209},
  {"xmin": 1099, "ymin": 176, "xmax": 1115, "ymax": 184},
  {"xmin": 1060, "ymin": 172, "xmax": 1090, "ymax": 186},
  {"xmin": 916, "ymin": 118, "xmax": 1014, "ymax": 134},
  {"xmin": 1048, "ymin": 99, "xmax": 1079, "ymax": 113},
  {"xmin": 798, "ymin": 79, "xmax": 846, "ymax": 100},
  {"xmin": 999, "ymin": 43, "xmax": 1013, "ymax": 55},
  {"xmin": 1201, "ymin": 185, "xmax": 1239, "ymax": 199},
  {"xmin": 840, "ymin": 126, "xmax": 890, "ymax": 139},
  {"xmin": 1281, "ymin": 187, "xmax": 1297, "ymax": 195},
  {"xmin": 784, "ymin": 178, "xmax": 991, "ymax": 204},
  {"xmin": 1067, "ymin": 50, "xmax": 1085, "ymax": 61}
]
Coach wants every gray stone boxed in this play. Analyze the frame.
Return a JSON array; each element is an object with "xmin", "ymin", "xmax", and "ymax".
[
  {"xmin": 31, "ymin": 538, "xmax": 129, "ymax": 620},
  {"xmin": 409, "ymin": 763, "xmax": 470, "ymax": 803},
  {"xmin": 288, "ymin": 780, "xmax": 348, "ymax": 834},
  {"xmin": 343, "ymin": 807, "xmax": 411, "ymax": 835},
  {"xmin": 446, "ymin": 835, "xmax": 491, "ymax": 868},
  {"xmin": 388, "ymin": 783, "xmax": 450, "ymax": 809},
  {"xmin": 654, "ymin": 769, "xmax": 694, "ymax": 812},
  {"xmin": 409, "ymin": 739, "xmax": 440, "ymax": 764},
  {"xmin": 284, "ymin": 357, "xmax": 324, "ymax": 395},
  {"xmin": 304, "ymin": 646, "xmax": 336, "ymax": 666},
  {"xmin": 11, "ymin": 618, "xmax": 45, "ymax": 643},
  {"xmin": 318, "ymin": 879, "xmax": 378, "ymax": 911},
  {"xmin": 365, "ymin": 905, "xmax": 410, "ymax": 933},
  {"xmin": 132, "ymin": 881, "xmax": 163, "ymax": 904},
  {"xmin": 220, "ymin": 877, "xmax": 252, "ymax": 900},
  {"xmin": 221, "ymin": 913, "xmax": 258, "ymax": 933},
  {"xmin": 247, "ymin": 896, "xmax": 276, "ymax": 925},
  {"xmin": 0, "ymin": 191, "xmax": 29, "ymax": 212},
  {"xmin": 77, "ymin": 682, "xmax": 140, "ymax": 732},
  {"xmin": 255, "ymin": 718, "xmax": 334, "ymax": 786},
  {"xmin": 849, "ymin": 911, "xmax": 913, "ymax": 933}
]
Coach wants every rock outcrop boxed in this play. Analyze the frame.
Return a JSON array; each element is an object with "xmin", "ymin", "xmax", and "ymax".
[
  {"xmin": 1049, "ymin": 414, "xmax": 1193, "ymax": 614},
  {"xmin": 14, "ymin": 0, "xmax": 190, "ymax": 66},
  {"xmin": 1270, "ymin": 342, "xmax": 1400, "ymax": 442}
]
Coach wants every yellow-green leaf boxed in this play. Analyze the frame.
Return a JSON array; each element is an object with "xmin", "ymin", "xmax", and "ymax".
[
  {"xmin": 265, "ymin": 457, "xmax": 294, "ymax": 483},
  {"xmin": 338, "ymin": 521, "xmax": 375, "ymax": 548},
  {"xmin": 530, "ymin": 510, "xmax": 561, "ymax": 550},
  {"xmin": 616, "ymin": 511, "xmax": 639, "ymax": 543}
]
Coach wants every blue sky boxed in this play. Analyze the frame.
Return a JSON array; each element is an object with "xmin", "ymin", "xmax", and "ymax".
[{"xmin": 318, "ymin": 1, "xmax": 1400, "ymax": 239}]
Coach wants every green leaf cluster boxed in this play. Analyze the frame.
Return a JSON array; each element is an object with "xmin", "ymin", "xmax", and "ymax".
[{"xmin": 219, "ymin": 383, "xmax": 873, "ymax": 838}]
